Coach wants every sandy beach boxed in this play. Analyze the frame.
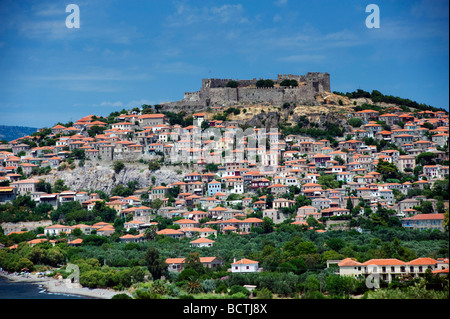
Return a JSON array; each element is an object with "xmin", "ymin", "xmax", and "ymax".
[{"xmin": 0, "ymin": 271, "xmax": 131, "ymax": 299}]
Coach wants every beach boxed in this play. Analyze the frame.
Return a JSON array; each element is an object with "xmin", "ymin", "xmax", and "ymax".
[{"xmin": 0, "ymin": 271, "xmax": 129, "ymax": 299}]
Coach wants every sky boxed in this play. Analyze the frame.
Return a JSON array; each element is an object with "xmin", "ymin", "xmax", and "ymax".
[{"xmin": 0, "ymin": 0, "xmax": 448, "ymax": 128}]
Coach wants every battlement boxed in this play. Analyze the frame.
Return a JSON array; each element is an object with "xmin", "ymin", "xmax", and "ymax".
[{"xmin": 164, "ymin": 72, "xmax": 330, "ymax": 109}]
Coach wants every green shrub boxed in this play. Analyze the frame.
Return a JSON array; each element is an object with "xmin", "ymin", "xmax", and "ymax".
[
  {"xmin": 112, "ymin": 293, "xmax": 132, "ymax": 299},
  {"xmin": 215, "ymin": 282, "xmax": 228, "ymax": 294},
  {"xmin": 228, "ymin": 285, "xmax": 250, "ymax": 297},
  {"xmin": 255, "ymin": 287, "xmax": 273, "ymax": 299}
]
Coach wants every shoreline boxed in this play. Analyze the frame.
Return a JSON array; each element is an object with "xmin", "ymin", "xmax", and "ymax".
[{"xmin": 0, "ymin": 271, "xmax": 129, "ymax": 299}]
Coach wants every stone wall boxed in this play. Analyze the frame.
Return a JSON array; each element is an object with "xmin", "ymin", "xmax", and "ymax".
[{"xmin": 162, "ymin": 72, "xmax": 330, "ymax": 109}]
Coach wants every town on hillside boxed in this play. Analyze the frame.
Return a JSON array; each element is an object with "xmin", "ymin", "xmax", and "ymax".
[{"xmin": 0, "ymin": 95, "xmax": 449, "ymax": 299}]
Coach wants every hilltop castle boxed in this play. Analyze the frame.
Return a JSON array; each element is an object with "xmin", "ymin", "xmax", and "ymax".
[{"xmin": 163, "ymin": 72, "xmax": 330, "ymax": 109}]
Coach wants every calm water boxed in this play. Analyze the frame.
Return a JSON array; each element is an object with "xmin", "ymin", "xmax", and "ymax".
[{"xmin": 0, "ymin": 276, "xmax": 88, "ymax": 299}]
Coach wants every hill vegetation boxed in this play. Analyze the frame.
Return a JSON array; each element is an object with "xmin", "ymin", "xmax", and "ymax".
[{"xmin": 0, "ymin": 125, "xmax": 38, "ymax": 142}]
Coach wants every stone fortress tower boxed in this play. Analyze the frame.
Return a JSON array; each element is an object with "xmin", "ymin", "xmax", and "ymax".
[{"xmin": 164, "ymin": 72, "xmax": 330, "ymax": 108}]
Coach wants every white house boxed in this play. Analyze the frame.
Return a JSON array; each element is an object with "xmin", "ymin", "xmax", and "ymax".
[
  {"xmin": 230, "ymin": 258, "xmax": 260, "ymax": 273},
  {"xmin": 208, "ymin": 180, "xmax": 222, "ymax": 196},
  {"xmin": 190, "ymin": 237, "xmax": 215, "ymax": 248},
  {"xmin": 44, "ymin": 224, "xmax": 73, "ymax": 236}
]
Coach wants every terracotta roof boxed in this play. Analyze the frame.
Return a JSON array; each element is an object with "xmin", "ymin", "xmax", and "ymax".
[
  {"xmin": 362, "ymin": 259, "xmax": 406, "ymax": 266},
  {"xmin": 402, "ymin": 213, "xmax": 444, "ymax": 220},
  {"xmin": 232, "ymin": 258, "xmax": 258, "ymax": 265},
  {"xmin": 407, "ymin": 257, "xmax": 437, "ymax": 265},
  {"xmin": 190, "ymin": 237, "xmax": 215, "ymax": 244}
]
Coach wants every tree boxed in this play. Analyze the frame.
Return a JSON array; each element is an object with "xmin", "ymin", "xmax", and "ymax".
[
  {"xmin": 36, "ymin": 180, "xmax": 52, "ymax": 194},
  {"xmin": 184, "ymin": 252, "xmax": 205, "ymax": 275},
  {"xmin": 144, "ymin": 247, "xmax": 167, "ymax": 280},
  {"xmin": 53, "ymin": 179, "xmax": 69, "ymax": 193},
  {"xmin": 346, "ymin": 197, "xmax": 354, "ymax": 211},
  {"xmin": 416, "ymin": 152, "xmax": 437, "ymax": 166},
  {"xmin": 376, "ymin": 159, "xmax": 401, "ymax": 180},
  {"xmin": 348, "ymin": 117, "xmax": 363, "ymax": 128},
  {"xmin": 71, "ymin": 148, "xmax": 85, "ymax": 160},
  {"xmin": 113, "ymin": 161, "xmax": 125, "ymax": 174},
  {"xmin": 418, "ymin": 201, "xmax": 434, "ymax": 214},
  {"xmin": 205, "ymin": 163, "xmax": 219, "ymax": 172},
  {"xmin": 226, "ymin": 80, "xmax": 239, "ymax": 88},
  {"xmin": 280, "ymin": 79, "xmax": 298, "ymax": 87},
  {"xmin": 326, "ymin": 238, "xmax": 346, "ymax": 252},
  {"xmin": 256, "ymin": 79, "xmax": 274, "ymax": 88},
  {"xmin": 262, "ymin": 217, "xmax": 274, "ymax": 233},
  {"xmin": 150, "ymin": 198, "xmax": 163, "ymax": 211},
  {"xmin": 92, "ymin": 201, "xmax": 117, "ymax": 222},
  {"xmin": 318, "ymin": 175, "xmax": 340, "ymax": 189},
  {"xmin": 87, "ymin": 125, "xmax": 106, "ymax": 138},
  {"xmin": 148, "ymin": 161, "xmax": 161, "ymax": 171}
]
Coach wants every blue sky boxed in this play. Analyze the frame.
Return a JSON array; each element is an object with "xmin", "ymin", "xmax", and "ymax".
[{"xmin": 0, "ymin": 0, "xmax": 448, "ymax": 128}]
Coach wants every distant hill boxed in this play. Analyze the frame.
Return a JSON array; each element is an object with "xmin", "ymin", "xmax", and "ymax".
[{"xmin": 0, "ymin": 125, "xmax": 38, "ymax": 142}]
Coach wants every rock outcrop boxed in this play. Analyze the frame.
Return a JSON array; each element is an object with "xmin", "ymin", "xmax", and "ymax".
[{"xmin": 41, "ymin": 161, "xmax": 183, "ymax": 193}]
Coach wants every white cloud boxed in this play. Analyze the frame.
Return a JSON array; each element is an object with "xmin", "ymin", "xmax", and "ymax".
[
  {"xmin": 166, "ymin": 3, "xmax": 249, "ymax": 27},
  {"xmin": 277, "ymin": 54, "xmax": 326, "ymax": 63},
  {"xmin": 125, "ymin": 99, "xmax": 155, "ymax": 108},
  {"xmin": 96, "ymin": 101, "xmax": 124, "ymax": 108},
  {"xmin": 275, "ymin": 0, "xmax": 288, "ymax": 6},
  {"xmin": 94, "ymin": 99, "xmax": 154, "ymax": 109}
]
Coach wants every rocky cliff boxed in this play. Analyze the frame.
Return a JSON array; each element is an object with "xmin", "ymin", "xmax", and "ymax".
[{"xmin": 40, "ymin": 161, "xmax": 184, "ymax": 193}]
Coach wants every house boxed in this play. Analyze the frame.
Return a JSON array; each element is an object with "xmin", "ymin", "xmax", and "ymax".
[
  {"xmin": 267, "ymin": 183, "xmax": 288, "ymax": 195},
  {"xmin": 106, "ymin": 200, "xmax": 128, "ymax": 214},
  {"xmin": 44, "ymin": 224, "xmax": 73, "ymax": 236},
  {"xmin": 68, "ymin": 238, "xmax": 83, "ymax": 247},
  {"xmin": 150, "ymin": 185, "xmax": 170, "ymax": 201},
  {"xmin": 0, "ymin": 186, "xmax": 17, "ymax": 203},
  {"xmin": 252, "ymin": 200, "xmax": 267, "ymax": 210},
  {"xmin": 96, "ymin": 224, "xmax": 115, "ymax": 236},
  {"xmin": 312, "ymin": 154, "xmax": 331, "ymax": 168},
  {"xmin": 262, "ymin": 209, "xmax": 285, "ymax": 223},
  {"xmin": 397, "ymin": 155, "xmax": 416, "ymax": 173},
  {"xmin": 10, "ymin": 179, "xmax": 39, "ymax": 195},
  {"xmin": 174, "ymin": 218, "xmax": 200, "ymax": 229},
  {"xmin": 124, "ymin": 220, "xmax": 145, "ymax": 232},
  {"xmin": 157, "ymin": 228, "xmax": 185, "ymax": 239},
  {"xmin": 354, "ymin": 110, "xmax": 379, "ymax": 122},
  {"xmin": 199, "ymin": 227, "xmax": 217, "ymax": 238},
  {"xmin": 166, "ymin": 258, "xmax": 186, "ymax": 272},
  {"xmin": 335, "ymin": 257, "xmax": 449, "ymax": 283},
  {"xmin": 230, "ymin": 258, "xmax": 261, "ymax": 273},
  {"xmin": 207, "ymin": 180, "xmax": 222, "ymax": 196},
  {"xmin": 272, "ymin": 198, "xmax": 295, "ymax": 210},
  {"xmin": 137, "ymin": 114, "xmax": 168, "ymax": 126},
  {"xmin": 210, "ymin": 206, "xmax": 233, "ymax": 220},
  {"xmin": 238, "ymin": 218, "xmax": 263, "ymax": 233},
  {"xmin": 401, "ymin": 213, "xmax": 445, "ymax": 232},
  {"xmin": 193, "ymin": 112, "xmax": 206, "ymax": 127},
  {"xmin": 250, "ymin": 178, "xmax": 270, "ymax": 189},
  {"xmin": 119, "ymin": 233, "xmax": 145, "ymax": 243},
  {"xmin": 398, "ymin": 198, "xmax": 420, "ymax": 214},
  {"xmin": 166, "ymin": 257, "xmax": 223, "ymax": 272},
  {"xmin": 190, "ymin": 237, "xmax": 215, "ymax": 248}
]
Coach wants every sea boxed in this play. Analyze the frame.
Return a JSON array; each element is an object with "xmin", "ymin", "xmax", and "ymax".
[{"xmin": 0, "ymin": 276, "xmax": 89, "ymax": 299}]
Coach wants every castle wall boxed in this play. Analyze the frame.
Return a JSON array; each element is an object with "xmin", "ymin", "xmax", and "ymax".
[
  {"xmin": 163, "ymin": 72, "xmax": 330, "ymax": 109},
  {"xmin": 207, "ymin": 87, "xmax": 239, "ymax": 104},
  {"xmin": 238, "ymin": 87, "xmax": 284, "ymax": 104}
]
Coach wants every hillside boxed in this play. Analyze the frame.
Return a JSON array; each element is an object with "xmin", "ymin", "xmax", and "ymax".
[{"xmin": 0, "ymin": 125, "xmax": 38, "ymax": 142}]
